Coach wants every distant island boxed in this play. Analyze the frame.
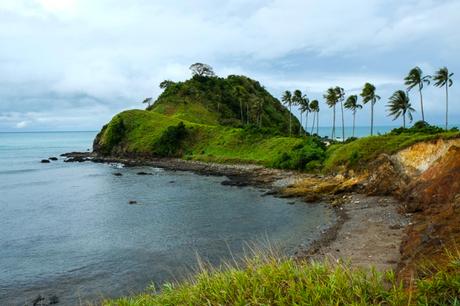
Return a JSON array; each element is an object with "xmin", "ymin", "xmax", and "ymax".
[{"xmin": 90, "ymin": 64, "xmax": 460, "ymax": 305}]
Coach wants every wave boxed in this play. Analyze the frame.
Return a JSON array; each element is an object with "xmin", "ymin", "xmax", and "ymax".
[{"xmin": 0, "ymin": 168, "xmax": 40, "ymax": 175}]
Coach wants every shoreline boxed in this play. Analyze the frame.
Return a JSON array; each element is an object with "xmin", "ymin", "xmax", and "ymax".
[{"xmin": 63, "ymin": 152, "xmax": 407, "ymax": 271}]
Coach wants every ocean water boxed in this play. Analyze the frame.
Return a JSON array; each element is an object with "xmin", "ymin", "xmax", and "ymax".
[{"xmin": 0, "ymin": 132, "xmax": 335, "ymax": 305}]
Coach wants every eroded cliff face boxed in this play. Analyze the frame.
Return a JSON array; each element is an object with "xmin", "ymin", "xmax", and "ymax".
[{"xmin": 370, "ymin": 138, "xmax": 460, "ymax": 281}]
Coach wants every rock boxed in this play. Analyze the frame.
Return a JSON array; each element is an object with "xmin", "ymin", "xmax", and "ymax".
[
  {"xmin": 137, "ymin": 172, "xmax": 152, "ymax": 175},
  {"xmin": 113, "ymin": 172, "xmax": 123, "ymax": 176},
  {"xmin": 32, "ymin": 294, "xmax": 45, "ymax": 306},
  {"xmin": 389, "ymin": 224, "xmax": 402, "ymax": 230},
  {"xmin": 48, "ymin": 157, "xmax": 58, "ymax": 161},
  {"xmin": 129, "ymin": 200, "xmax": 137, "ymax": 205},
  {"xmin": 221, "ymin": 180, "xmax": 249, "ymax": 187},
  {"xmin": 169, "ymin": 181, "xmax": 175, "ymax": 183},
  {"xmin": 40, "ymin": 159, "xmax": 50, "ymax": 163},
  {"xmin": 49, "ymin": 295, "xmax": 59, "ymax": 305}
]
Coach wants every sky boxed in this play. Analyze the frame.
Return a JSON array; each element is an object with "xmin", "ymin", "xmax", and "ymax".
[{"xmin": 0, "ymin": 0, "xmax": 459, "ymax": 132}]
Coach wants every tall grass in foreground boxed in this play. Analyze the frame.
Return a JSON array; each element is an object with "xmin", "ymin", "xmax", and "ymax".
[{"xmin": 102, "ymin": 250, "xmax": 460, "ymax": 306}]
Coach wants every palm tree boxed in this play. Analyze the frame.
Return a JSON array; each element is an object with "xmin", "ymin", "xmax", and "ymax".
[
  {"xmin": 433, "ymin": 67, "xmax": 454, "ymax": 130},
  {"xmin": 335, "ymin": 87, "xmax": 346, "ymax": 140},
  {"xmin": 324, "ymin": 88, "xmax": 338, "ymax": 139},
  {"xmin": 292, "ymin": 90, "xmax": 304, "ymax": 135},
  {"xmin": 387, "ymin": 90, "xmax": 415, "ymax": 128},
  {"xmin": 299, "ymin": 97, "xmax": 310, "ymax": 135},
  {"xmin": 344, "ymin": 95, "xmax": 362, "ymax": 137},
  {"xmin": 142, "ymin": 97, "xmax": 153, "ymax": 108},
  {"xmin": 404, "ymin": 67, "xmax": 431, "ymax": 122},
  {"xmin": 360, "ymin": 83, "xmax": 380, "ymax": 136},
  {"xmin": 309, "ymin": 100, "xmax": 319, "ymax": 135},
  {"xmin": 281, "ymin": 90, "xmax": 293, "ymax": 136}
]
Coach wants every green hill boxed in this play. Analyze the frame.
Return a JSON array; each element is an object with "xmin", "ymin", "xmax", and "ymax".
[
  {"xmin": 149, "ymin": 75, "xmax": 301, "ymax": 131},
  {"xmin": 93, "ymin": 75, "xmax": 312, "ymax": 166}
]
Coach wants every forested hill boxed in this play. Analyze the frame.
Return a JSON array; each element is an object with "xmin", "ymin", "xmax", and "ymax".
[{"xmin": 148, "ymin": 75, "xmax": 301, "ymax": 134}]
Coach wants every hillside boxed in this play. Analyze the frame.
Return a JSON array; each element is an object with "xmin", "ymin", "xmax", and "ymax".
[
  {"xmin": 93, "ymin": 75, "xmax": 311, "ymax": 166},
  {"xmin": 149, "ymin": 75, "xmax": 301, "ymax": 132}
]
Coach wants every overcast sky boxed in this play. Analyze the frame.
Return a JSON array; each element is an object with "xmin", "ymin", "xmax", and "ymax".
[{"xmin": 0, "ymin": 0, "xmax": 459, "ymax": 131}]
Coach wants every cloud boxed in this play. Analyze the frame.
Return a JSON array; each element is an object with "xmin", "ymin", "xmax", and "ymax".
[
  {"xmin": 0, "ymin": 0, "xmax": 459, "ymax": 131},
  {"xmin": 15, "ymin": 121, "xmax": 28, "ymax": 128}
]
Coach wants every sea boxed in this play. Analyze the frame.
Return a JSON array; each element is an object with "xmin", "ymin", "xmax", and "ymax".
[{"xmin": 0, "ymin": 132, "xmax": 335, "ymax": 305}]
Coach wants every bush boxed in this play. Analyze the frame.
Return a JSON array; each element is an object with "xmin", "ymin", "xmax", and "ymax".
[
  {"xmin": 153, "ymin": 122, "xmax": 188, "ymax": 157},
  {"xmin": 390, "ymin": 121, "xmax": 445, "ymax": 135},
  {"xmin": 271, "ymin": 137, "xmax": 326, "ymax": 171}
]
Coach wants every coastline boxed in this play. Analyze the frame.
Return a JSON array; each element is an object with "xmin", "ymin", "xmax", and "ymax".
[{"xmin": 62, "ymin": 152, "xmax": 408, "ymax": 272}]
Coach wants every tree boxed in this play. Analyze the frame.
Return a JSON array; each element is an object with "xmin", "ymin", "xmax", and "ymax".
[
  {"xmin": 292, "ymin": 90, "xmax": 307, "ymax": 135},
  {"xmin": 324, "ymin": 87, "xmax": 338, "ymax": 139},
  {"xmin": 189, "ymin": 63, "xmax": 215, "ymax": 77},
  {"xmin": 159, "ymin": 80, "xmax": 175, "ymax": 89},
  {"xmin": 234, "ymin": 85, "xmax": 247, "ymax": 124},
  {"xmin": 360, "ymin": 83, "xmax": 380, "ymax": 136},
  {"xmin": 404, "ymin": 67, "xmax": 431, "ymax": 122},
  {"xmin": 344, "ymin": 95, "xmax": 362, "ymax": 137},
  {"xmin": 282, "ymin": 90, "xmax": 294, "ymax": 136},
  {"xmin": 433, "ymin": 67, "xmax": 454, "ymax": 130},
  {"xmin": 252, "ymin": 98, "xmax": 265, "ymax": 127},
  {"xmin": 387, "ymin": 90, "xmax": 415, "ymax": 128},
  {"xmin": 299, "ymin": 96, "xmax": 310, "ymax": 135},
  {"xmin": 335, "ymin": 87, "xmax": 346, "ymax": 140},
  {"xmin": 309, "ymin": 100, "xmax": 319, "ymax": 135},
  {"xmin": 142, "ymin": 97, "xmax": 152, "ymax": 108}
]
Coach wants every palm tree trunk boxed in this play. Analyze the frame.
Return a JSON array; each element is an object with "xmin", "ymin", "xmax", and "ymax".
[
  {"xmin": 419, "ymin": 85, "xmax": 425, "ymax": 122},
  {"xmin": 370, "ymin": 102, "xmax": 374, "ymax": 136},
  {"xmin": 311, "ymin": 112, "xmax": 316, "ymax": 135},
  {"xmin": 289, "ymin": 104, "xmax": 292, "ymax": 136},
  {"xmin": 317, "ymin": 112, "xmax": 319, "ymax": 135},
  {"xmin": 403, "ymin": 113, "xmax": 406, "ymax": 129},
  {"xmin": 340, "ymin": 100, "xmax": 345, "ymax": 140},
  {"xmin": 299, "ymin": 112, "xmax": 303, "ymax": 136},
  {"xmin": 305, "ymin": 112, "xmax": 309, "ymax": 136},
  {"xmin": 446, "ymin": 84, "xmax": 449, "ymax": 130},
  {"xmin": 332, "ymin": 105, "xmax": 336, "ymax": 139},
  {"xmin": 352, "ymin": 111, "xmax": 356, "ymax": 138},
  {"xmin": 240, "ymin": 100, "xmax": 244, "ymax": 124}
]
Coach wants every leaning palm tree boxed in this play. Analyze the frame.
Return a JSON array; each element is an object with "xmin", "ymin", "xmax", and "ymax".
[
  {"xmin": 309, "ymin": 100, "xmax": 319, "ymax": 135},
  {"xmin": 335, "ymin": 87, "xmax": 346, "ymax": 140},
  {"xmin": 433, "ymin": 67, "xmax": 454, "ymax": 130},
  {"xmin": 404, "ymin": 66, "xmax": 431, "ymax": 122},
  {"xmin": 360, "ymin": 83, "xmax": 380, "ymax": 136},
  {"xmin": 298, "ymin": 97, "xmax": 310, "ymax": 135},
  {"xmin": 344, "ymin": 95, "xmax": 362, "ymax": 137},
  {"xmin": 387, "ymin": 90, "xmax": 415, "ymax": 128},
  {"xmin": 281, "ymin": 90, "xmax": 293, "ymax": 135},
  {"xmin": 292, "ymin": 90, "xmax": 304, "ymax": 135},
  {"xmin": 324, "ymin": 88, "xmax": 338, "ymax": 139}
]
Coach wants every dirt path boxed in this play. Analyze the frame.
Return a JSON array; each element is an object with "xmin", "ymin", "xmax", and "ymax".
[{"xmin": 310, "ymin": 194, "xmax": 410, "ymax": 272}]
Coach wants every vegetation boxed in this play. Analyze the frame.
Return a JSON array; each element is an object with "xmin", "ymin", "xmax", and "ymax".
[
  {"xmin": 360, "ymin": 82, "xmax": 381, "ymax": 136},
  {"xmin": 344, "ymin": 95, "xmax": 362, "ymax": 138},
  {"xmin": 404, "ymin": 66, "xmax": 431, "ymax": 122},
  {"xmin": 433, "ymin": 67, "xmax": 454, "ymax": 130},
  {"xmin": 103, "ymin": 251, "xmax": 460, "ymax": 306},
  {"xmin": 387, "ymin": 90, "xmax": 415, "ymax": 128},
  {"xmin": 324, "ymin": 123, "xmax": 460, "ymax": 171}
]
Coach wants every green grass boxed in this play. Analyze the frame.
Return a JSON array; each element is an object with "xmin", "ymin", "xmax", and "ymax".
[
  {"xmin": 102, "ymin": 252, "xmax": 460, "ymax": 306},
  {"xmin": 96, "ymin": 109, "xmax": 309, "ymax": 166},
  {"xmin": 324, "ymin": 131, "xmax": 460, "ymax": 171}
]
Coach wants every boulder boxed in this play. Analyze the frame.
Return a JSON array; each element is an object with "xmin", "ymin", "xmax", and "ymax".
[{"xmin": 40, "ymin": 159, "xmax": 50, "ymax": 163}]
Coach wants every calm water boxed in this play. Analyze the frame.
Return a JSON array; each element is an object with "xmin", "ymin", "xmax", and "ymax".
[{"xmin": 0, "ymin": 132, "xmax": 335, "ymax": 305}]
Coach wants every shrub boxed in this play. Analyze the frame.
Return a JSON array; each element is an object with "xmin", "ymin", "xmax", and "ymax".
[
  {"xmin": 153, "ymin": 122, "xmax": 188, "ymax": 157},
  {"xmin": 271, "ymin": 137, "xmax": 326, "ymax": 171}
]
